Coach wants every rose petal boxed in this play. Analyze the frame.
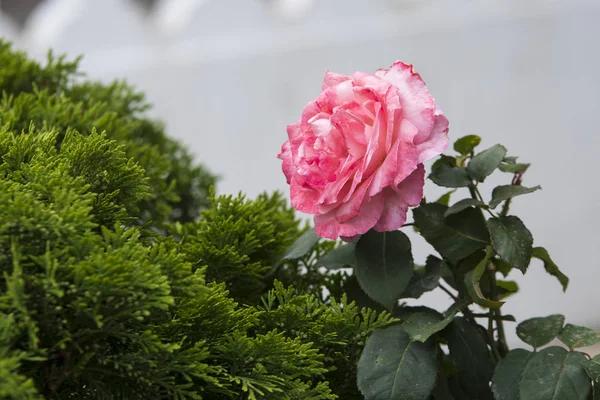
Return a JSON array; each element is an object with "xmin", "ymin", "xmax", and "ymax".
[
  {"xmin": 416, "ymin": 107, "xmax": 449, "ymax": 163},
  {"xmin": 300, "ymin": 100, "xmax": 323, "ymax": 130},
  {"xmin": 376, "ymin": 61, "xmax": 435, "ymax": 144},
  {"xmin": 322, "ymin": 70, "xmax": 351, "ymax": 90},
  {"xmin": 290, "ymin": 180, "xmax": 321, "ymax": 214},
  {"xmin": 383, "ymin": 86, "xmax": 402, "ymax": 152},
  {"xmin": 360, "ymin": 106, "xmax": 387, "ymax": 179},
  {"xmin": 367, "ymin": 136, "xmax": 420, "ymax": 197},
  {"xmin": 316, "ymin": 80, "xmax": 354, "ymax": 115},
  {"xmin": 351, "ymin": 71, "xmax": 391, "ymax": 95},
  {"xmin": 373, "ymin": 164, "xmax": 425, "ymax": 231},
  {"xmin": 394, "ymin": 119, "xmax": 421, "ymax": 188},
  {"xmin": 278, "ymin": 141, "xmax": 295, "ymax": 183},
  {"xmin": 335, "ymin": 175, "xmax": 376, "ymax": 223},
  {"xmin": 330, "ymin": 109, "xmax": 368, "ymax": 158},
  {"xmin": 315, "ymin": 188, "xmax": 385, "ymax": 239}
]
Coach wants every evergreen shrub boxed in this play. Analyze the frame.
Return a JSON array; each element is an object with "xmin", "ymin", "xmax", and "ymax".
[{"xmin": 0, "ymin": 40, "xmax": 391, "ymax": 399}]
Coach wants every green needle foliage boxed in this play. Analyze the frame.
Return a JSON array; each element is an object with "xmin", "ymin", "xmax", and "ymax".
[
  {"xmin": 0, "ymin": 40, "xmax": 393, "ymax": 399},
  {"xmin": 0, "ymin": 40, "xmax": 217, "ymax": 227}
]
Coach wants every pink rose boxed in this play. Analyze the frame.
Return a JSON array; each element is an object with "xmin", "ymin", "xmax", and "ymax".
[{"xmin": 278, "ymin": 61, "xmax": 449, "ymax": 240}]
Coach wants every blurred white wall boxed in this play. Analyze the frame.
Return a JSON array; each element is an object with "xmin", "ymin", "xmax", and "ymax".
[{"xmin": 2, "ymin": 0, "xmax": 599, "ymax": 346}]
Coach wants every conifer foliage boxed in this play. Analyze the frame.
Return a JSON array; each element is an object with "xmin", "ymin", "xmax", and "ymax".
[{"xmin": 0, "ymin": 40, "xmax": 392, "ymax": 399}]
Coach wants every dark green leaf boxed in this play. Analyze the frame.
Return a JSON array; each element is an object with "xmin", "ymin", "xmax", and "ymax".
[
  {"xmin": 477, "ymin": 272, "xmax": 518, "ymax": 302},
  {"xmin": 516, "ymin": 314, "xmax": 565, "ymax": 348},
  {"xmin": 394, "ymin": 304, "xmax": 460, "ymax": 343},
  {"xmin": 431, "ymin": 366, "xmax": 459, "ymax": 400},
  {"xmin": 584, "ymin": 357, "xmax": 600, "ymax": 400},
  {"xmin": 499, "ymin": 163, "xmax": 530, "ymax": 173},
  {"xmin": 454, "ymin": 135, "xmax": 482, "ymax": 155},
  {"xmin": 439, "ymin": 261, "xmax": 459, "ymax": 291},
  {"xmin": 583, "ymin": 355, "xmax": 600, "ymax": 382},
  {"xmin": 461, "ymin": 258, "xmax": 487, "ymax": 301},
  {"xmin": 497, "ymin": 280, "xmax": 519, "ymax": 299},
  {"xmin": 532, "ymin": 247, "xmax": 569, "ymax": 292},
  {"xmin": 559, "ymin": 324, "xmax": 600, "ymax": 349},
  {"xmin": 489, "ymin": 185, "xmax": 541, "ymax": 209},
  {"xmin": 520, "ymin": 347, "xmax": 591, "ymax": 400},
  {"xmin": 487, "ymin": 216, "xmax": 533, "ymax": 273},
  {"xmin": 447, "ymin": 375, "xmax": 471, "ymax": 400},
  {"xmin": 494, "ymin": 258, "xmax": 513, "ymax": 277},
  {"xmin": 435, "ymin": 189, "xmax": 456, "ymax": 206},
  {"xmin": 343, "ymin": 275, "xmax": 386, "ymax": 312},
  {"xmin": 355, "ymin": 230, "xmax": 414, "ymax": 310},
  {"xmin": 413, "ymin": 203, "xmax": 489, "ymax": 264},
  {"xmin": 402, "ymin": 255, "xmax": 442, "ymax": 299},
  {"xmin": 467, "ymin": 144, "xmax": 507, "ymax": 182},
  {"xmin": 444, "ymin": 198, "xmax": 486, "ymax": 217},
  {"xmin": 279, "ymin": 228, "xmax": 319, "ymax": 261},
  {"xmin": 497, "ymin": 314, "xmax": 517, "ymax": 322},
  {"xmin": 450, "ymin": 250, "xmax": 486, "ymax": 296},
  {"xmin": 317, "ymin": 242, "xmax": 355, "ymax": 270},
  {"xmin": 464, "ymin": 246, "xmax": 503, "ymax": 308},
  {"xmin": 445, "ymin": 317, "xmax": 494, "ymax": 399},
  {"xmin": 429, "ymin": 155, "xmax": 472, "ymax": 188},
  {"xmin": 357, "ymin": 325, "xmax": 437, "ymax": 400},
  {"xmin": 491, "ymin": 348, "xmax": 532, "ymax": 400}
]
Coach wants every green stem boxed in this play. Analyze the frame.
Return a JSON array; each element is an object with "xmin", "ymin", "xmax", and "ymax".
[
  {"xmin": 468, "ymin": 183, "xmax": 507, "ymax": 357},
  {"xmin": 501, "ymin": 169, "xmax": 526, "ymax": 216},
  {"xmin": 472, "ymin": 185, "xmax": 485, "ymax": 203},
  {"xmin": 489, "ymin": 270, "xmax": 508, "ymax": 357},
  {"xmin": 473, "ymin": 184, "xmax": 498, "ymax": 218},
  {"xmin": 470, "ymin": 184, "xmax": 496, "ymax": 218},
  {"xmin": 500, "ymin": 198, "xmax": 511, "ymax": 217},
  {"xmin": 495, "ymin": 300, "xmax": 508, "ymax": 356},
  {"xmin": 488, "ymin": 271, "xmax": 499, "ymax": 332},
  {"xmin": 438, "ymin": 283, "xmax": 457, "ymax": 301},
  {"xmin": 438, "ymin": 284, "xmax": 477, "ymax": 322},
  {"xmin": 468, "ymin": 185, "xmax": 478, "ymax": 201},
  {"xmin": 488, "ymin": 330, "xmax": 502, "ymax": 362}
]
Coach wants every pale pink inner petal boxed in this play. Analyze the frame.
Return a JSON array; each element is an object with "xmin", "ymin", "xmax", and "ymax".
[
  {"xmin": 330, "ymin": 110, "xmax": 368, "ymax": 158},
  {"xmin": 335, "ymin": 175, "xmax": 376, "ymax": 223},
  {"xmin": 383, "ymin": 87, "xmax": 402, "ymax": 152},
  {"xmin": 376, "ymin": 61, "xmax": 435, "ymax": 143},
  {"xmin": 416, "ymin": 108, "xmax": 450, "ymax": 163},
  {"xmin": 322, "ymin": 70, "xmax": 351, "ymax": 90},
  {"xmin": 367, "ymin": 138, "xmax": 401, "ymax": 197},
  {"xmin": 360, "ymin": 109, "xmax": 387, "ymax": 179}
]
